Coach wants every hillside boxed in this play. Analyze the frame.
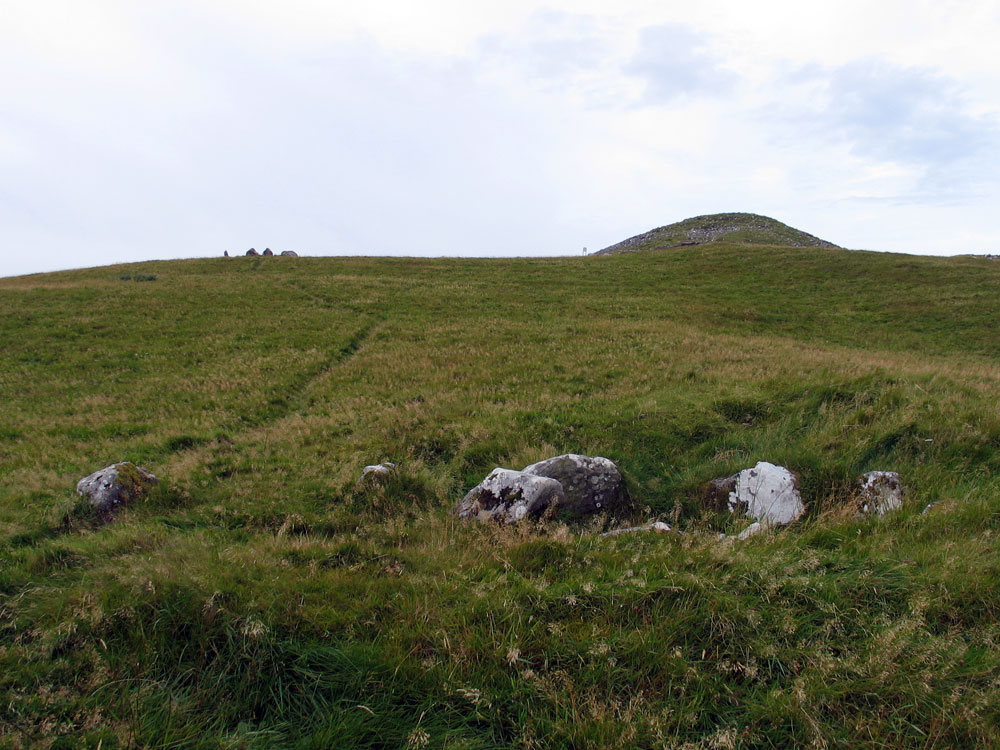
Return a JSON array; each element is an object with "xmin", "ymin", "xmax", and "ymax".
[
  {"xmin": 2, "ymin": 247, "xmax": 1000, "ymax": 747},
  {"xmin": 594, "ymin": 212, "xmax": 840, "ymax": 255}
]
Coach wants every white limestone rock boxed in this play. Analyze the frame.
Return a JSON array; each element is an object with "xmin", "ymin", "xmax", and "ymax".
[
  {"xmin": 455, "ymin": 468, "xmax": 565, "ymax": 523},
  {"xmin": 858, "ymin": 471, "xmax": 904, "ymax": 516},
  {"xmin": 728, "ymin": 461, "xmax": 804, "ymax": 526}
]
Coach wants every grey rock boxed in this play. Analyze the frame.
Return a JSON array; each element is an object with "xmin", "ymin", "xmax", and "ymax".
[
  {"xmin": 728, "ymin": 461, "xmax": 804, "ymax": 526},
  {"xmin": 455, "ymin": 468, "xmax": 564, "ymax": 523},
  {"xmin": 858, "ymin": 471, "xmax": 904, "ymax": 516},
  {"xmin": 521, "ymin": 454, "xmax": 626, "ymax": 517},
  {"xmin": 262, "ymin": 248, "xmax": 274, "ymax": 256},
  {"xmin": 246, "ymin": 248, "xmax": 259, "ymax": 256},
  {"xmin": 223, "ymin": 250, "xmax": 229, "ymax": 257},
  {"xmin": 76, "ymin": 462, "xmax": 157, "ymax": 516},
  {"xmin": 280, "ymin": 250, "xmax": 298, "ymax": 257}
]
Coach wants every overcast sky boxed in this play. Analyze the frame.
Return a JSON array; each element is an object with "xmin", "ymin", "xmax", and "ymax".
[{"xmin": 3, "ymin": 1, "xmax": 1000, "ymax": 277}]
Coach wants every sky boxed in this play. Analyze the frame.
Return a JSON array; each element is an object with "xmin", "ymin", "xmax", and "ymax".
[{"xmin": 2, "ymin": 0, "xmax": 1000, "ymax": 277}]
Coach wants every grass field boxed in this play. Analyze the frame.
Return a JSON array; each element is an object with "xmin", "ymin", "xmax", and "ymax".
[{"xmin": 2, "ymin": 246, "xmax": 1000, "ymax": 748}]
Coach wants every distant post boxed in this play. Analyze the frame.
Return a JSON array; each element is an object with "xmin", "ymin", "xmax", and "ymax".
[{"xmin": 582, "ymin": 247, "xmax": 588, "ymax": 256}]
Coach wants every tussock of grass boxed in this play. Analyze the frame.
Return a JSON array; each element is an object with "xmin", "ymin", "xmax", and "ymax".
[{"xmin": 2, "ymin": 247, "xmax": 1000, "ymax": 746}]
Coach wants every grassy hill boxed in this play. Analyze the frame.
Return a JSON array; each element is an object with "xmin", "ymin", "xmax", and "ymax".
[
  {"xmin": 2, "ymin": 247, "xmax": 1000, "ymax": 747},
  {"xmin": 594, "ymin": 213, "xmax": 840, "ymax": 255}
]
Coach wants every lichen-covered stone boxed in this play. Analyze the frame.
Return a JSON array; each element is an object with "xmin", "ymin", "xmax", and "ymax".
[
  {"xmin": 858, "ymin": 471, "xmax": 904, "ymax": 516},
  {"xmin": 76, "ymin": 462, "xmax": 158, "ymax": 516},
  {"xmin": 728, "ymin": 461, "xmax": 803, "ymax": 526},
  {"xmin": 455, "ymin": 468, "xmax": 564, "ymax": 523},
  {"xmin": 521, "ymin": 454, "xmax": 625, "ymax": 517}
]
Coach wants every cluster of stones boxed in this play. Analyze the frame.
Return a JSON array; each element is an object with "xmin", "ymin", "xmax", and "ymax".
[
  {"xmin": 226, "ymin": 248, "xmax": 299, "ymax": 257},
  {"xmin": 703, "ymin": 462, "xmax": 904, "ymax": 540},
  {"xmin": 76, "ymin": 455, "xmax": 903, "ymax": 537}
]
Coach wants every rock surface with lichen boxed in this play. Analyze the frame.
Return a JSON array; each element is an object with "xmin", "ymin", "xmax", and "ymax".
[
  {"xmin": 455, "ymin": 468, "xmax": 564, "ymax": 523},
  {"xmin": 76, "ymin": 462, "xmax": 158, "ymax": 517},
  {"xmin": 522, "ymin": 454, "xmax": 626, "ymax": 517}
]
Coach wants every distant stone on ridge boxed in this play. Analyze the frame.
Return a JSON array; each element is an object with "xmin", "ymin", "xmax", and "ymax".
[
  {"xmin": 76, "ymin": 462, "xmax": 157, "ymax": 517},
  {"xmin": 246, "ymin": 248, "xmax": 259, "ymax": 256},
  {"xmin": 262, "ymin": 248, "xmax": 274, "ymax": 256},
  {"xmin": 455, "ymin": 468, "xmax": 564, "ymax": 523},
  {"xmin": 280, "ymin": 250, "xmax": 298, "ymax": 257},
  {"xmin": 522, "ymin": 454, "xmax": 626, "ymax": 517},
  {"xmin": 728, "ymin": 461, "xmax": 803, "ymax": 526},
  {"xmin": 858, "ymin": 471, "xmax": 904, "ymax": 516}
]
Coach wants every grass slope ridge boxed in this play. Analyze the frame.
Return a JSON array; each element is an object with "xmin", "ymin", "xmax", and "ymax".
[
  {"xmin": 595, "ymin": 212, "xmax": 840, "ymax": 255},
  {"xmin": 2, "ymin": 247, "xmax": 1000, "ymax": 747}
]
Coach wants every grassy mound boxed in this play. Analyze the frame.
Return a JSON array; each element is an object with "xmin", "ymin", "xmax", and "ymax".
[
  {"xmin": 1, "ymin": 247, "xmax": 999, "ymax": 747},
  {"xmin": 594, "ymin": 213, "xmax": 840, "ymax": 255}
]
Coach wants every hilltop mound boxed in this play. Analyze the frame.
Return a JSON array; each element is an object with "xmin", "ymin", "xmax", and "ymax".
[{"xmin": 594, "ymin": 212, "xmax": 840, "ymax": 255}]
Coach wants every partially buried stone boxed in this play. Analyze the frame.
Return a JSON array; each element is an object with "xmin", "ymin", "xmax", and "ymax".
[
  {"xmin": 858, "ymin": 471, "xmax": 904, "ymax": 516},
  {"xmin": 280, "ymin": 250, "xmax": 298, "ymax": 257},
  {"xmin": 76, "ymin": 462, "xmax": 157, "ymax": 517},
  {"xmin": 455, "ymin": 468, "xmax": 564, "ymax": 523},
  {"xmin": 728, "ymin": 461, "xmax": 804, "ymax": 526},
  {"xmin": 262, "ymin": 248, "xmax": 274, "ymax": 256},
  {"xmin": 521, "ymin": 454, "xmax": 626, "ymax": 517},
  {"xmin": 361, "ymin": 462, "xmax": 396, "ymax": 486}
]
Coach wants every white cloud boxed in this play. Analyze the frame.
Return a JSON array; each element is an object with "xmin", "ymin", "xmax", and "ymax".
[{"xmin": 3, "ymin": 0, "xmax": 1000, "ymax": 276}]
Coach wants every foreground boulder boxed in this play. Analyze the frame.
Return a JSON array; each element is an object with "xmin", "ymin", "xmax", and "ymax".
[
  {"xmin": 522, "ymin": 454, "xmax": 626, "ymax": 517},
  {"xmin": 858, "ymin": 471, "xmax": 904, "ymax": 516},
  {"xmin": 455, "ymin": 468, "xmax": 564, "ymax": 523},
  {"xmin": 76, "ymin": 462, "xmax": 157, "ymax": 517},
  {"xmin": 728, "ymin": 461, "xmax": 803, "ymax": 526}
]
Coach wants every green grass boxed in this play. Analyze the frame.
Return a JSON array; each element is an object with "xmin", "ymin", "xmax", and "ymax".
[{"xmin": 2, "ymin": 246, "xmax": 1000, "ymax": 747}]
